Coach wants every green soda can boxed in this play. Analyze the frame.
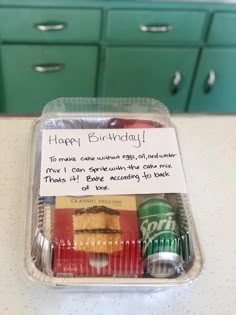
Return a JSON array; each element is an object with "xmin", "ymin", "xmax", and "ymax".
[{"xmin": 138, "ymin": 196, "xmax": 182, "ymax": 278}]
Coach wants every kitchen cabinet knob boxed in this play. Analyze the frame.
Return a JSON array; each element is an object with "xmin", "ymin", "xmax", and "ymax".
[
  {"xmin": 139, "ymin": 25, "xmax": 173, "ymax": 32},
  {"xmin": 171, "ymin": 71, "xmax": 181, "ymax": 94},
  {"xmin": 34, "ymin": 23, "xmax": 67, "ymax": 31},
  {"xmin": 33, "ymin": 64, "xmax": 64, "ymax": 72},
  {"xmin": 205, "ymin": 70, "xmax": 216, "ymax": 93}
]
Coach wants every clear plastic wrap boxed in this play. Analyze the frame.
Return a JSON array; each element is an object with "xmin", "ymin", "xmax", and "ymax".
[{"xmin": 24, "ymin": 98, "xmax": 202, "ymax": 290}]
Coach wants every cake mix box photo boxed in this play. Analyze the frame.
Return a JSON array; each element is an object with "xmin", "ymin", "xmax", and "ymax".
[{"xmin": 53, "ymin": 195, "xmax": 143, "ymax": 277}]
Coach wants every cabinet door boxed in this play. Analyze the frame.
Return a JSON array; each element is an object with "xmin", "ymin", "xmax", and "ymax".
[
  {"xmin": 102, "ymin": 48, "xmax": 198, "ymax": 112},
  {"xmin": 188, "ymin": 48, "xmax": 236, "ymax": 112},
  {"xmin": 1, "ymin": 45, "xmax": 98, "ymax": 113}
]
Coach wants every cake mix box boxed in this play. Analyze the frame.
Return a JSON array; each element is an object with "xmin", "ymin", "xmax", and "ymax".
[{"xmin": 53, "ymin": 195, "xmax": 143, "ymax": 277}]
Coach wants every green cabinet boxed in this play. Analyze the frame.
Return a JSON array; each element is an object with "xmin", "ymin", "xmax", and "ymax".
[
  {"xmin": 0, "ymin": 2, "xmax": 236, "ymax": 114},
  {"xmin": 0, "ymin": 8, "xmax": 101, "ymax": 42},
  {"xmin": 1, "ymin": 45, "xmax": 98, "ymax": 113},
  {"xmin": 188, "ymin": 48, "xmax": 236, "ymax": 112},
  {"xmin": 102, "ymin": 47, "xmax": 198, "ymax": 112},
  {"xmin": 208, "ymin": 12, "xmax": 236, "ymax": 45},
  {"xmin": 107, "ymin": 10, "xmax": 207, "ymax": 43}
]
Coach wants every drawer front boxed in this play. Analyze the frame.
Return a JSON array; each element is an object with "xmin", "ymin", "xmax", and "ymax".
[
  {"xmin": 2, "ymin": 45, "xmax": 98, "ymax": 113},
  {"xmin": 0, "ymin": 8, "xmax": 101, "ymax": 42},
  {"xmin": 208, "ymin": 12, "xmax": 236, "ymax": 45},
  {"xmin": 107, "ymin": 10, "xmax": 207, "ymax": 42},
  {"xmin": 102, "ymin": 47, "xmax": 199, "ymax": 112}
]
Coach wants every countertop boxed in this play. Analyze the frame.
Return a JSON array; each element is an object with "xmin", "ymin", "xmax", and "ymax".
[{"xmin": 0, "ymin": 115, "xmax": 236, "ymax": 315}]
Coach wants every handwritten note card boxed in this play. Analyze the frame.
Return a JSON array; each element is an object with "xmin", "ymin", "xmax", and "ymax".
[{"xmin": 39, "ymin": 128, "xmax": 187, "ymax": 196}]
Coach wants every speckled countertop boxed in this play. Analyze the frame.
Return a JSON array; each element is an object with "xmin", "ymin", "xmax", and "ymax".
[{"xmin": 0, "ymin": 115, "xmax": 236, "ymax": 315}]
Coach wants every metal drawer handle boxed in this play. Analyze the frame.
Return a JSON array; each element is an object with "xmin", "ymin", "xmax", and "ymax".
[
  {"xmin": 33, "ymin": 64, "xmax": 64, "ymax": 72},
  {"xmin": 34, "ymin": 23, "xmax": 67, "ymax": 31},
  {"xmin": 205, "ymin": 70, "xmax": 215, "ymax": 93},
  {"xmin": 139, "ymin": 25, "xmax": 173, "ymax": 32},
  {"xmin": 171, "ymin": 71, "xmax": 181, "ymax": 94}
]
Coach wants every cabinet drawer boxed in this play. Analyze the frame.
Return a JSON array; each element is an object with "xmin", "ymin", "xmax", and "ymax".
[
  {"xmin": 0, "ymin": 8, "xmax": 101, "ymax": 42},
  {"xmin": 2, "ymin": 45, "xmax": 98, "ymax": 113},
  {"xmin": 208, "ymin": 12, "xmax": 236, "ymax": 45},
  {"xmin": 107, "ymin": 10, "xmax": 207, "ymax": 42}
]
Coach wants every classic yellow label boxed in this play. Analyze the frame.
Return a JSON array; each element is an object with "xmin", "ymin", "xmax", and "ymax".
[{"xmin": 55, "ymin": 195, "xmax": 137, "ymax": 211}]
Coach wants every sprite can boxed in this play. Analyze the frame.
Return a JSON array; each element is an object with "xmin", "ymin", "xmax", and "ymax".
[{"xmin": 138, "ymin": 196, "xmax": 182, "ymax": 278}]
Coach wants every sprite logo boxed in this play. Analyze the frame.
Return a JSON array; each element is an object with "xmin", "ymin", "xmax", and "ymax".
[
  {"xmin": 140, "ymin": 212, "xmax": 178, "ymax": 256},
  {"xmin": 140, "ymin": 212, "xmax": 177, "ymax": 239}
]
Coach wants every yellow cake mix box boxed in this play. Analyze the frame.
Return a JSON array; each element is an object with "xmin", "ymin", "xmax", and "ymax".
[{"xmin": 53, "ymin": 195, "xmax": 143, "ymax": 276}]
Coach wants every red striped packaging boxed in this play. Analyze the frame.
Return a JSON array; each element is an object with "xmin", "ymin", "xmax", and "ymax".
[{"xmin": 53, "ymin": 195, "xmax": 143, "ymax": 277}]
